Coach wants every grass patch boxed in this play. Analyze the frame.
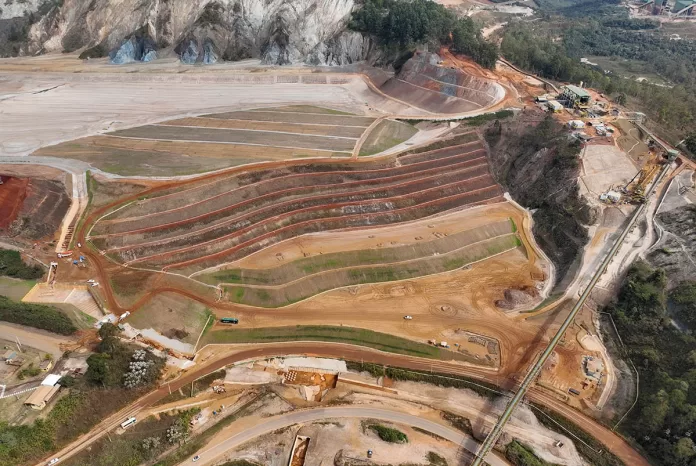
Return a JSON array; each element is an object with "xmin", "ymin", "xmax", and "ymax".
[
  {"xmin": 359, "ymin": 120, "xmax": 418, "ymax": 156},
  {"xmin": 368, "ymin": 423, "xmax": 408, "ymax": 443},
  {"xmin": 211, "ymin": 232, "xmax": 518, "ymax": 308},
  {"xmin": 205, "ymin": 326, "xmax": 464, "ymax": 361},
  {"xmin": 440, "ymin": 410, "xmax": 473, "ymax": 435},
  {"xmin": 0, "ymin": 276, "xmax": 37, "ymax": 301},
  {"xmin": 506, "ymin": 440, "xmax": 561, "ymax": 466},
  {"xmin": 510, "ymin": 217, "xmax": 518, "ymax": 233},
  {"xmin": 427, "ymin": 451, "xmax": 449, "ymax": 466}
]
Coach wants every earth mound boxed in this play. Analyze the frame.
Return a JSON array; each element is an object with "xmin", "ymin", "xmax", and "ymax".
[{"xmin": 379, "ymin": 52, "xmax": 505, "ymax": 114}]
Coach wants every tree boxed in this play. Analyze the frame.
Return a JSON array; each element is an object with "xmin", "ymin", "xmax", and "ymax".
[
  {"xmin": 685, "ymin": 133, "xmax": 696, "ymax": 155},
  {"xmin": 85, "ymin": 353, "xmax": 110, "ymax": 385}
]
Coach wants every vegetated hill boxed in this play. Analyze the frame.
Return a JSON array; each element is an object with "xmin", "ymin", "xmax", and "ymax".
[
  {"xmin": 485, "ymin": 113, "xmax": 597, "ymax": 286},
  {"xmin": 605, "ymin": 261, "xmax": 696, "ymax": 466}
]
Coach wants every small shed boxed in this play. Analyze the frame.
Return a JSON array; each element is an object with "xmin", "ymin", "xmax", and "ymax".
[
  {"xmin": 568, "ymin": 120, "xmax": 586, "ymax": 129},
  {"xmin": 1, "ymin": 350, "xmax": 17, "ymax": 361},
  {"xmin": 40, "ymin": 360, "xmax": 53, "ymax": 372},
  {"xmin": 547, "ymin": 100, "xmax": 563, "ymax": 112}
]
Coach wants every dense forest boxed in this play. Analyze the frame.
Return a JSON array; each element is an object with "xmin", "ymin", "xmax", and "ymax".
[
  {"xmin": 607, "ymin": 262, "xmax": 696, "ymax": 465},
  {"xmin": 350, "ymin": 0, "xmax": 498, "ymax": 68}
]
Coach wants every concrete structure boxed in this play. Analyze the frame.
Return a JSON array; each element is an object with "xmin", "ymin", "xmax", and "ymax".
[
  {"xmin": 561, "ymin": 85, "xmax": 592, "ymax": 109},
  {"xmin": 583, "ymin": 356, "xmax": 605, "ymax": 381},
  {"xmin": 1, "ymin": 350, "xmax": 17, "ymax": 361},
  {"xmin": 40, "ymin": 360, "xmax": 53, "ymax": 372},
  {"xmin": 41, "ymin": 374, "xmax": 62, "ymax": 386}
]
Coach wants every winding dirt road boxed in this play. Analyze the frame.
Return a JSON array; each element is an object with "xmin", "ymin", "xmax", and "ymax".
[{"xmin": 34, "ymin": 343, "xmax": 649, "ymax": 466}]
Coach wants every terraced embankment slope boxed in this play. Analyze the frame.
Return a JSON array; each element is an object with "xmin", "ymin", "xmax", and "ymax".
[
  {"xmin": 34, "ymin": 106, "xmax": 410, "ymax": 176},
  {"xmin": 86, "ymin": 131, "xmax": 523, "ymax": 307}
]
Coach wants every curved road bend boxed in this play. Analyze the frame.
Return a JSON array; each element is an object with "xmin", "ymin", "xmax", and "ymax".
[
  {"xmin": 35, "ymin": 342, "xmax": 647, "ymax": 466},
  {"xmin": 181, "ymin": 406, "xmax": 507, "ymax": 466}
]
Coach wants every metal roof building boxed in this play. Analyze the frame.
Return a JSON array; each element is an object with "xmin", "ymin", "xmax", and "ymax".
[{"xmin": 561, "ymin": 85, "xmax": 592, "ymax": 108}]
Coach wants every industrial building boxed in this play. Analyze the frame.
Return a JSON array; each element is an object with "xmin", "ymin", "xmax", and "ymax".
[
  {"xmin": 561, "ymin": 85, "xmax": 592, "ymax": 109},
  {"xmin": 24, "ymin": 374, "xmax": 62, "ymax": 410}
]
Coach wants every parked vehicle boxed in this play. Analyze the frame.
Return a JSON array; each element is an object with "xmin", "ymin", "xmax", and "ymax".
[
  {"xmin": 192, "ymin": 455, "xmax": 200, "ymax": 462},
  {"xmin": 220, "ymin": 317, "xmax": 239, "ymax": 324},
  {"xmin": 403, "ymin": 315, "xmax": 413, "ymax": 320},
  {"xmin": 47, "ymin": 459, "xmax": 60, "ymax": 466}
]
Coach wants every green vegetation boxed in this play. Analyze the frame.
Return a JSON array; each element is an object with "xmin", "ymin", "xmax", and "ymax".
[
  {"xmin": 153, "ymin": 396, "xmax": 260, "ymax": 466},
  {"xmin": 505, "ymin": 441, "xmax": 561, "ymax": 466},
  {"xmin": 346, "ymin": 361, "xmax": 500, "ymax": 399},
  {"xmin": 426, "ymin": 451, "xmax": 448, "ymax": 466},
  {"xmin": 359, "ymin": 120, "xmax": 418, "ymax": 156},
  {"xmin": 0, "ymin": 324, "xmax": 164, "ymax": 466},
  {"xmin": 17, "ymin": 363, "xmax": 42, "ymax": 380},
  {"xmin": 349, "ymin": 0, "xmax": 498, "ymax": 69},
  {"xmin": 0, "ymin": 249, "xmax": 43, "ymax": 280},
  {"xmin": 61, "ymin": 410, "xmax": 199, "ymax": 466},
  {"xmin": 501, "ymin": 15, "xmax": 696, "ymax": 144},
  {"xmin": 206, "ymin": 326, "xmax": 464, "ymax": 361},
  {"xmin": 0, "ymin": 276, "xmax": 36, "ymax": 300},
  {"xmin": 368, "ymin": 424, "xmax": 408, "ymax": 443},
  {"xmin": 216, "ymin": 233, "xmax": 518, "ymax": 307},
  {"xmin": 0, "ymin": 295, "xmax": 77, "ymax": 335},
  {"xmin": 605, "ymin": 262, "xmax": 696, "ymax": 465}
]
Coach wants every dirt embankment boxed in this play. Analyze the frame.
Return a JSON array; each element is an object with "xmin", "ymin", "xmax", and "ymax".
[
  {"xmin": 485, "ymin": 111, "xmax": 598, "ymax": 286},
  {"xmin": 0, "ymin": 170, "xmax": 71, "ymax": 242}
]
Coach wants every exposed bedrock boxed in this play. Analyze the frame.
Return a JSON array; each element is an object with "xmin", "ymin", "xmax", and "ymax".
[{"xmin": 19, "ymin": 0, "xmax": 369, "ymax": 65}]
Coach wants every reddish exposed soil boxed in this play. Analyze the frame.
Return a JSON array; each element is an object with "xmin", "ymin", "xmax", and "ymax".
[
  {"xmin": 0, "ymin": 176, "xmax": 29, "ymax": 228},
  {"xmin": 91, "ymin": 136, "xmax": 503, "ymax": 273}
]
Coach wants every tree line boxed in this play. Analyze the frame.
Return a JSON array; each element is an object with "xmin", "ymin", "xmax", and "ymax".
[
  {"xmin": 350, "ymin": 0, "xmax": 498, "ymax": 69},
  {"xmin": 0, "ymin": 249, "xmax": 43, "ymax": 280},
  {"xmin": 500, "ymin": 22, "xmax": 696, "ymax": 144},
  {"xmin": 607, "ymin": 262, "xmax": 696, "ymax": 466},
  {"xmin": 0, "ymin": 296, "xmax": 76, "ymax": 335}
]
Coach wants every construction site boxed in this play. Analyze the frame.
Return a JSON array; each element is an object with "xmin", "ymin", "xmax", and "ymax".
[{"xmin": 0, "ymin": 35, "xmax": 688, "ymax": 466}]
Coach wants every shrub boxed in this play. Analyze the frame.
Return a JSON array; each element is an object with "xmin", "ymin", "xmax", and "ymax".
[
  {"xmin": 368, "ymin": 424, "xmax": 408, "ymax": 443},
  {"xmin": 0, "ymin": 295, "xmax": 76, "ymax": 335},
  {"xmin": 0, "ymin": 248, "xmax": 43, "ymax": 279}
]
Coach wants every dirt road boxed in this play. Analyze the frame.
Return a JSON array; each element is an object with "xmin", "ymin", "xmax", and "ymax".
[
  {"xmin": 34, "ymin": 342, "xmax": 649, "ymax": 466},
  {"xmin": 0, "ymin": 322, "xmax": 71, "ymax": 360},
  {"xmin": 183, "ymin": 406, "xmax": 507, "ymax": 466}
]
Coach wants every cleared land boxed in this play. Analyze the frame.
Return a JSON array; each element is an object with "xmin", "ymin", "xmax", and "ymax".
[
  {"xmin": 33, "ymin": 107, "xmax": 394, "ymax": 176},
  {"xmin": 109, "ymin": 125, "xmax": 357, "ymax": 152},
  {"xmin": 126, "ymin": 292, "xmax": 212, "ymax": 346}
]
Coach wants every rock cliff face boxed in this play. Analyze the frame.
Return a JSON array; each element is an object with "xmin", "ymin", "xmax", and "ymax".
[{"xmin": 13, "ymin": 0, "xmax": 371, "ymax": 65}]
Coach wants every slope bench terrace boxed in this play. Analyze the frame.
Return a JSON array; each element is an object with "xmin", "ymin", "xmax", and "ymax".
[{"xmin": 84, "ymin": 133, "xmax": 508, "ymax": 285}]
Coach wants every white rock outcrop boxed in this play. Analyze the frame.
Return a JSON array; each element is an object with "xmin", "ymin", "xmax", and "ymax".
[{"xmin": 17, "ymin": 0, "xmax": 370, "ymax": 65}]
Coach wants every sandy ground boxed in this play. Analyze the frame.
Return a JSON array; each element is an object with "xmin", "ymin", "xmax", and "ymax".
[
  {"xmin": 579, "ymin": 144, "xmax": 640, "ymax": 198},
  {"xmin": 223, "ymin": 202, "xmax": 525, "ymax": 270}
]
